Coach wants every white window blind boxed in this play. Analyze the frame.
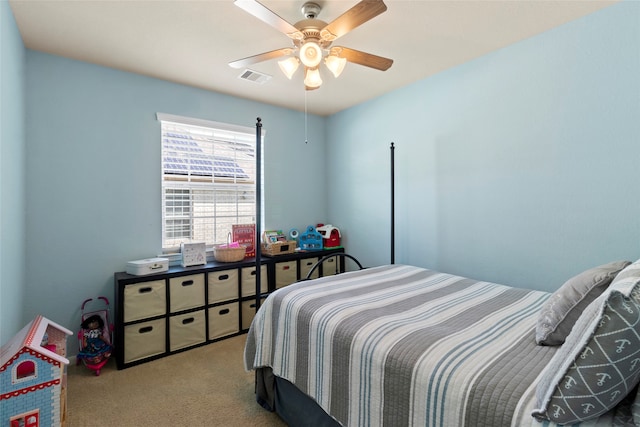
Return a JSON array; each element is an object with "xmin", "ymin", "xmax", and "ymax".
[{"xmin": 157, "ymin": 113, "xmax": 261, "ymax": 251}]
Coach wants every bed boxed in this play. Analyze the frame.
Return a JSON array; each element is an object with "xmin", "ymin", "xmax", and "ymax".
[{"xmin": 244, "ymin": 259, "xmax": 640, "ymax": 426}]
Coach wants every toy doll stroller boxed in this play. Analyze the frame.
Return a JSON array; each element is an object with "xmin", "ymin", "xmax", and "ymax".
[{"xmin": 76, "ymin": 296, "xmax": 113, "ymax": 376}]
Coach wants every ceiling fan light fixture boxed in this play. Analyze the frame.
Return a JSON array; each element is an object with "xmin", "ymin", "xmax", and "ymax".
[
  {"xmin": 304, "ymin": 67, "xmax": 323, "ymax": 88},
  {"xmin": 278, "ymin": 57, "xmax": 300, "ymax": 79},
  {"xmin": 232, "ymin": 0, "xmax": 393, "ymax": 90},
  {"xmin": 299, "ymin": 41, "xmax": 323, "ymax": 68},
  {"xmin": 325, "ymin": 55, "xmax": 347, "ymax": 78}
]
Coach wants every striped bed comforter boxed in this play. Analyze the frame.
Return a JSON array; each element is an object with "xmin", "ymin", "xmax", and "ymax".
[{"xmin": 244, "ymin": 264, "xmax": 628, "ymax": 426}]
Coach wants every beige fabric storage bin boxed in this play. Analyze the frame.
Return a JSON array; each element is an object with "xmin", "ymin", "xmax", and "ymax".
[
  {"xmin": 300, "ymin": 257, "xmax": 319, "ymax": 280},
  {"xmin": 169, "ymin": 273, "xmax": 205, "ymax": 313},
  {"xmin": 169, "ymin": 310, "xmax": 206, "ymax": 351},
  {"xmin": 123, "ymin": 280, "xmax": 166, "ymax": 322},
  {"xmin": 240, "ymin": 265, "xmax": 268, "ymax": 297},
  {"xmin": 208, "ymin": 269, "xmax": 239, "ymax": 304},
  {"xmin": 241, "ymin": 298, "xmax": 265, "ymax": 330},
  {"xmin": 208, "ymin": 303, "xmax": 239, "ymax": 340},
  {"xmin": 275, "ymin": 260, "xmax": 298, "ymax": 289},
  {"xmin": 322, "ymin": 256, "xmax": 339, "ymax": 276},
  {"xmin": 124, "ymin": 318, "xmax": 166, "ymax": 363}
]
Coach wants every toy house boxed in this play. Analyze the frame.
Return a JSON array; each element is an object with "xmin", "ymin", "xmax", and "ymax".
[
  {"xmin": 1, "ymin": 315, "xmax": 72, "ymax": 427},
  {"xmin": 316, "ymin": 224, "xmax": 342, "ymax": 248}
]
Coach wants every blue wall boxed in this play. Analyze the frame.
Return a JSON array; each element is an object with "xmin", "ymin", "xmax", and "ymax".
[
  {"xmin": 2, "ymin": 1, "xmax": 639, "ymax": 351},
  {"xmin": 327, "ymin": 1, "xmax": 640, "ymax": 292},
  {"xmin": 22, "ymin": 53, "xmax": 327, "ymax": 353},
  {"xmin": 1, "ymin": 1, "xmax": 27, "ymax": 346}
]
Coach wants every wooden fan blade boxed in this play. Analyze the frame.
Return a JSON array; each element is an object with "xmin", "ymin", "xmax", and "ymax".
[
  {"xmin": 334, "ymin": 46, "xmax": 393, "ymax": 71},
  {"xmin": 320, "ymin": 0, "xmax": 387, "ymax": 42},
  {"xmin": 234, "ymin": 0, "xmax": 303, "ymax": 40},
  {"xmin": 229, "ymin": 48, "xmax": 294, "ymax": 69}
]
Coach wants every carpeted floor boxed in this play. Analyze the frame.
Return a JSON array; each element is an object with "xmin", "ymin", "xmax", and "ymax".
[{"xmin": 66, "ymin": 334, "xmax": 286, "ymax": 426}]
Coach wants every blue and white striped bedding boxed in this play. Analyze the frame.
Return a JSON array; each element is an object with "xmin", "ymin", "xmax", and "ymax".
[{"xmin": 244, "ymin": 264, "xmax": 633, "ymax": 426}]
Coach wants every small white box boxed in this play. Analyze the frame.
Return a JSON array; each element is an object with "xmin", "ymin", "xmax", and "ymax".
[
  {"xmin": 126, "ymin": 258, "xmax": 169, "ymax": 276},
  {"xmin": 181, "ymin": 242, "xmax": 207, "ymax": 267}
]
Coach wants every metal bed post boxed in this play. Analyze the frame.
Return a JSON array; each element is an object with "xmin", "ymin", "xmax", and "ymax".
[
  {"xmin": 390, "ymin": 142, "xmax": 395, "ymax": 265},
  {"xmin": 255, "ymin": 117, "xmax": 262, "ymax": 310}
]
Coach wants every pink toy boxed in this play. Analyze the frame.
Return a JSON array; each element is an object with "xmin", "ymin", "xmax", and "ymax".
[
  {"xmin": 218, "ymin": 241, "xmax": 240, "ymax": 248},
  {"xmin": 1, "ymin": 315, "xmax": 72, "ymax": 427},
  {"xmin": 76, "ymin": 297, "xmax": 113, "ymax": 376}
]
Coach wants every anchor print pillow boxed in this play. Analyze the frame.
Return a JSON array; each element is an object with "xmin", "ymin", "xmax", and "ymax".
[{"xmin": 532, "ymin": 259, "xmax": 640, "ymax": 424}]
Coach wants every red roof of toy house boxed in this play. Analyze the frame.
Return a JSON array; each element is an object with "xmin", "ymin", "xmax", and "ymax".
[{"xmin": 0, "ymin": 315, "xmax": 72, "ymax": 373}]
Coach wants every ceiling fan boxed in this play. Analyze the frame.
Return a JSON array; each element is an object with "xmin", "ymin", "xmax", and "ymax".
[{"xmin": 229, "ymin": 0, "xmax": 393, "ymax": 90}]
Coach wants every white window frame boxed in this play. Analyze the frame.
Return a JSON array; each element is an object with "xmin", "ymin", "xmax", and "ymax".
[{"xmin": 157, "ymin": 113, "xmax": 264, "ymax": 253}]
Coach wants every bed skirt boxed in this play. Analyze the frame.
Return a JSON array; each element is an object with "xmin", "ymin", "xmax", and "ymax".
[{"xmin": 256, "ymin": 367, "xmax": 341, "ymax": 427}]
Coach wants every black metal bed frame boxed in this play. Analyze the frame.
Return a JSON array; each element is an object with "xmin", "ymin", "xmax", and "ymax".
[{"xmin": 252, "ymin": 117, "xmax": 395, "ymax": 308}]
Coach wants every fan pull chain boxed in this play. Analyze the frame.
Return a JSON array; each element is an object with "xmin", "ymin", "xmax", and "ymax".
[{"xmin": 304, "ymin": 90, "xmax": 308, "ymax": 144}]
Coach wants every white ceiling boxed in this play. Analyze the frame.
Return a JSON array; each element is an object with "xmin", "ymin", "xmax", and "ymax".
[{"xmin": 9, "ymin": 0, "xmax": 618, "ymax": 116}]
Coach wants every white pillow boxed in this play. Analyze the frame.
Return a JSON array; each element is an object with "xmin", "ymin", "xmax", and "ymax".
[{"xmin": 536, "ymin": 260, "xmax": 630, "ymax": 345}]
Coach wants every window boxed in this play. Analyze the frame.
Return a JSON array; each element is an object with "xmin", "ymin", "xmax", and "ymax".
[
  {"xmin": 10, "ymin": 411, "xmax": 39, "ymax": 427},
  {"xmin": 15, "ymin": 360, "xmax": 36, "ymax": 380},
  {"xmin": 157, "ymin": 113, "xmax": 261, "ymax": 251}
]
